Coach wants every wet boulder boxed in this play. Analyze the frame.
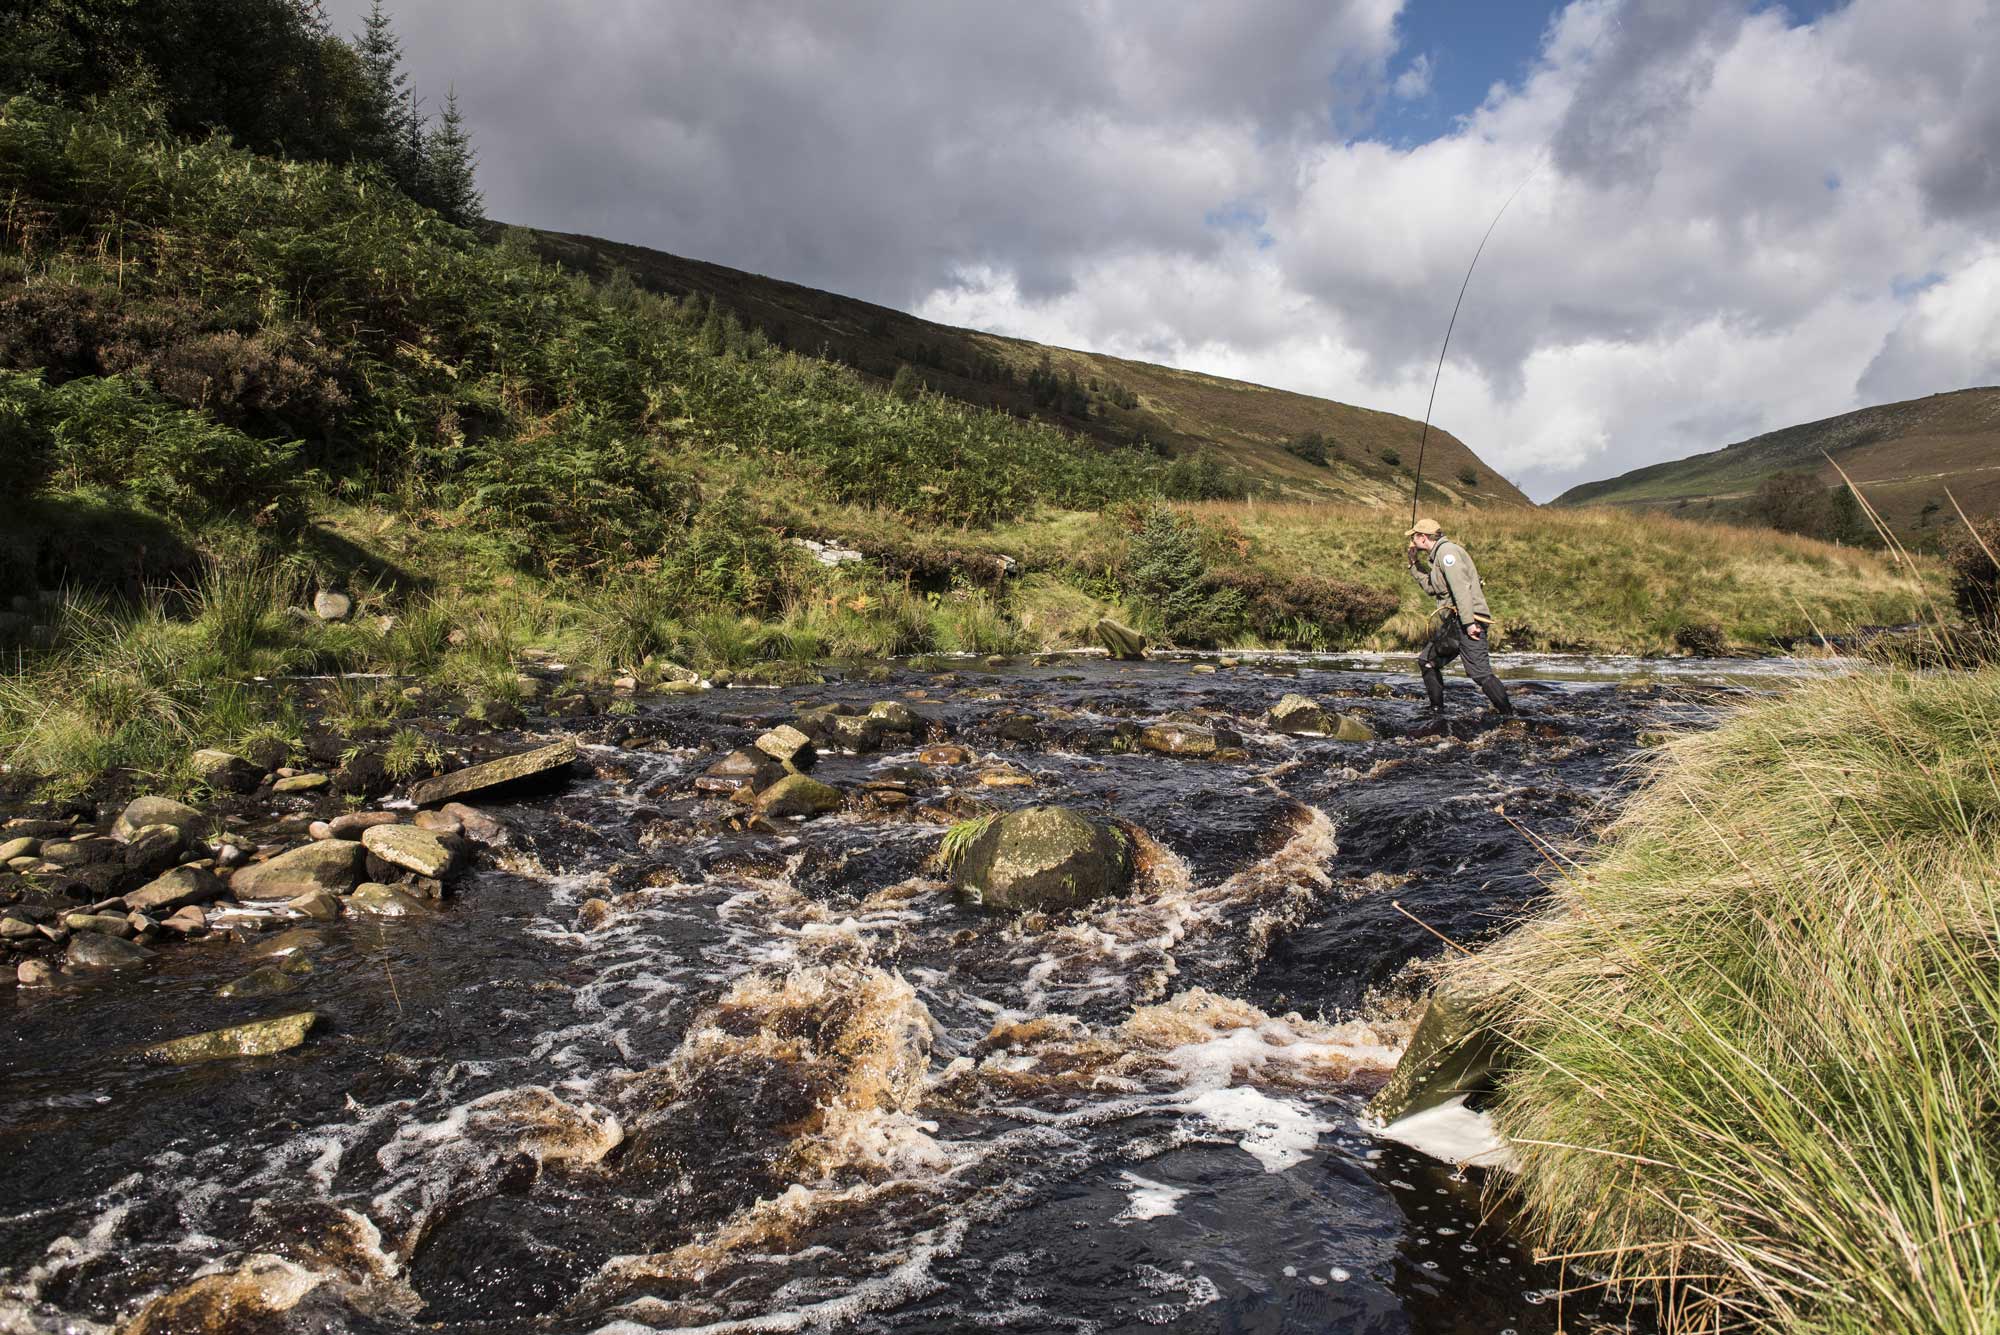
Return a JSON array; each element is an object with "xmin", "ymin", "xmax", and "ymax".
[
  {"xmin": 951, "ymin": 806, "xmax": 1133, "ymax": 913},
  {"xmin": 409, "ymin": 739, "xmax": 580, "ymax": 807},
  {"xmin": 229, "ymin": 840, "xmax": 366, "ymax": 901},
  {"xmin": 1138, "ymin": 722, "xmax": 1242, "ymax": 758},
  {"xmin": 440, "ymin": 803, "xmax": 508, "ymax": 845},
  {"xmin": 361, "ymin": 824, "xmax": 457, "ymax": 880},
  {"xmin": 696, "ymin": 749, "xmax": 785, "ymax": 795},
  {"xmin": 66, "ymin": 932, "xmax": 153, "ymax": 970},
  {"xmin": 1094, "ymin": 618, "xmax": 1147, "ymax": 660},
  {"xmin": 866, "ymin": 700, "xmax": 921, "ymax": 732},
  {"xmin": 125, "ymin": 865, "xmax": 223, "ymax": 914},
  {"xmin": 1268, "ymin": 693, "xmax": 1329, "ymax": 735},
  {"xmin": 217, "ymin": 957, "xmax": 312, "ymax": 998},
  {"xmin": 0, "ymin": 835, "xmax": 39, "ymax": 862},
  {"xmin": 113, "ymin": 796, "xmax": 204, "ymax": 842},
  {"xmin": 144, "ymin": 1011, "xmax": 317, "ymax": 1063},
  {"xmin": 753, "ymin": 724, "xmax": 817, "ymax": 770},
  {"xmin": 64, "ymin": 912, "xmax": 133, "ymax": 938},
  {"xmin": 349, "ymin": 882, "xmax": 431, "ymax": 916},
  {"xmin": 1331, "ymin": 713, "xmax": 1375, "ymax": 743},
  {"xmin": 756, "ymin": 774, "xmax": 844, "ymax": 819},
  {"xmin": 40, "ymin": 837, "xmax": 122, "ymax": 868}
]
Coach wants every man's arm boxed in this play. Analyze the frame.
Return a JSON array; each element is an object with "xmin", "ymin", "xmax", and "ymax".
[{"xmin": 1440, "ymin": 550, "xmax": 1493, "ymax": 632}]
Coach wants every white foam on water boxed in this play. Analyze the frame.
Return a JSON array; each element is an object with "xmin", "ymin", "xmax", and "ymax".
[
  {"xmin": 1371, "ymin": 1097, "xmax": 1516, "ymax": 1171},
  {"xmin": 1115, "ymin": 1171, "xmax": 1187, "ymax": 1222},
  {"xmin": 1182, "ymin": 1087, "xmax": 1333, "ymax": 1173}
]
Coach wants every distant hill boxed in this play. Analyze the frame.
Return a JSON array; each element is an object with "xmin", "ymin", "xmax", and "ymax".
[
  {"xmin": 519, "ymin": 228, "xmax": 1532, "ymax": 509},
  {"xmin": 1554, "ymin": 387, "xmax": 2000, "ymax": 543}
]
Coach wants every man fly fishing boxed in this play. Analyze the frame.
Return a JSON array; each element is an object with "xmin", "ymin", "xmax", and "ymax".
[{"xmin": 1405, "ymin": 519, "xmax": 1513, "ymax": 717}]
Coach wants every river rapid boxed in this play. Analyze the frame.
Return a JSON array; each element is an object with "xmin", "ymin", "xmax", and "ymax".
[{"xmin": 0, "ymin": 651, "xmax": 1795, "ymax": 1335}]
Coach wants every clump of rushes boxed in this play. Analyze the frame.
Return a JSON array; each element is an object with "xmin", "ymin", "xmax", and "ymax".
[
  {"xmin": 940, "ymin": 812, "xmax": 1001, "ymax": 870},
  {"xmin": 1445, "ymin": 666, "xmax": 2000, "ymax": 1332}
]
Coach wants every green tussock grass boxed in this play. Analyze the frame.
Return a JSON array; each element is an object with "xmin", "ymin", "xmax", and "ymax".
[
  {"xmin": 1444, "ymin": 665, "xmax": 2000, "ymax": 1332},
  {"xmin": 940, "ymin": 812, "xmax": 1001, "ymax": 870}
]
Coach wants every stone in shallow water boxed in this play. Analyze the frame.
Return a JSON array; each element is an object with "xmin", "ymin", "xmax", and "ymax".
[
  {"xmin": 65, "ymin": 932, "xmax": 153, "ymax": 970},
  {"xmin": 272, "ymin": 772, "xmax": 329, "ymax": 794},
  {"xmin": 229, "ymin": 840, "xmax": 366, "ymax": 900},
  {"xmin": 440, "ymin": 803, "xmax": 507, "ymax": 845},
  {"xmin": 217, "ymin": 959, "xmax": 311, "ymax": 999},
  {"xmin": 1267, "ymin": 693, "xmax": 1329, "ymax": 735},
  {"xmin": 753, "ymin": 725, "xmax": 816, "ymax": 769},
  {"xmin": 349, "ymin": 882, "xmax": 431, "ymax": 916},
  {"xmin": 1331, "ymin": 713, "xmax": 1374, "ymax": 743},
  {"xmin": 409, "ymin": 739, "xmax": 580, "ymax": 807},
  {"xmin": 144, "ymin": 1011, "xmax": 317, "ymax": 1063},
  {"xmin": 327, "ymin": 810, "xmax": 402, "ymax": 839},
  {"xmin": 124, "ymin": 865, "xmax": 222, "ymax": 914},
  {"xmin": 362, "ymin": 824, "xmax": 456, "ymax": 879},
  {"xmin": 756, "ymin": 774, "xmax": 843, "ymax": 819}
]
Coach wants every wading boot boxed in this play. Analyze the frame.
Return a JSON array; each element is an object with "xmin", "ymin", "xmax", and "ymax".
[
  {"xmin": 1478, "ymin": 675, "xmax": 1515, "ymax": 716},
  {"xmin": 1422, "ymin": 663, "xmax": 1445, "ymax": 713}
]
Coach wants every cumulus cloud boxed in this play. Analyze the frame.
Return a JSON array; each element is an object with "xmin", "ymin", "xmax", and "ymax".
[{"xmin": 345, "ymin": 0, "xmax": 2000, "ymax": 500}]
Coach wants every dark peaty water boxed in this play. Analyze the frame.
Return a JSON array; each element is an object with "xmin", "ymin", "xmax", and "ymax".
[{"xmin": 0, "ymin": 653, "xmax": 1776, "ymax": 1334}]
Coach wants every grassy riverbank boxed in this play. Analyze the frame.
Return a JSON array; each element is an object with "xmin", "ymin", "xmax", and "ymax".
[{"xmin": 1444, "ymin": 665, "xmax": 2000, "ymax": 1332}]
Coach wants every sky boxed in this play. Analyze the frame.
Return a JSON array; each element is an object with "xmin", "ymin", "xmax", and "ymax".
[{"xmin": 341, "ymin": 0, "xmax": 2000, "ymax": 501}]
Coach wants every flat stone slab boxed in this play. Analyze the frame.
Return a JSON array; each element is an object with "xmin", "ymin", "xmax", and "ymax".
[
  {"xmin": 362, "ymin": 824, "xmax": 456, "ymax": 878},
  {"xmin": 409, "ymin": 739, "xmax": 580, "ymax": 807},
  {"xmin": 144, "ymin": 1011, "xmax": 317, "ymax": 1063}
]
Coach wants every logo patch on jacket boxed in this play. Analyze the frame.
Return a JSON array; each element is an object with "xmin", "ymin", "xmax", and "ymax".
[{"xmin": 1441, "ymin": 553, "xmax": 1456, "ymax": 566}]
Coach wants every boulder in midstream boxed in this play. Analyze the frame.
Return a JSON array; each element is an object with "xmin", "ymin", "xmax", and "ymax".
[
  {"xmin": 753, "ymin": 725, "xmax": 817, "ymax": 770},
  {"xmin": 1332, "ymin": 713, "xmax": 1375, "ymax": 743},
  {"xmin": 143, "ymin": 1011, "xmax": 317, "ymax": 1063},
  {"xmin": 408, "ymin": 738, "xmax": 580, "ymax": 807},
  {"xmin": 229, "ymin": 840, "xmax": 366, "ymax": 900},
  {"xmin": 1268, "ymin": 693, "xmax": 1329, "ymax": 735},
  {"xmin": 217, "ymin": 957, "xmax": 312, "ymax": 998},
  {"xmin": 697, "ymin": 749, "xmax": 785, "ymax": 795},
  {"xmin": 756, "ymin": 774, "xmax": 844, "ymax": 819},
  {"xmin": 439, "ymin": 803, "xmax": 507, "ymax": 845},
  {"xmin": 1137, "ymin": 722, "xmax": 1243, "ymax": 758},
  {"xmin": 950, "ymin": 805, "xmax": 1134, "ymax": 913}
]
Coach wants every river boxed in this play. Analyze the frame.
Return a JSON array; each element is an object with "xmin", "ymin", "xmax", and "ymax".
[{"xmin": 0, "ymin": 651, "xmax": 1802, "ymax": 1334}]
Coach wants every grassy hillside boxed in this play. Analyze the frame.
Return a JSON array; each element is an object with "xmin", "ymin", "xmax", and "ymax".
[
  {"xmin": 0, "ymin": 92, "xmax": 1940, "ymax": 800},
  {"xmin": 524, "ymin": 228, "xmax": 1531, "ymax": 509},
  {"xmin": 1554, "ymin": 387, "xmax": 2000, "ymax": 545}
]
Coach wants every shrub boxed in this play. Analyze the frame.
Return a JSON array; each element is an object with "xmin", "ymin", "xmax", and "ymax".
[
  {"xmin": 1671, "ymin": 618, "xmax": 1725, "ymax": 656},
  {"xmin": 1211, "ymin": 568, "xmax": 1400, "ymax": 647},
  {"xmin": 1948, "ymin": 516, "xmax": 2000, "ymax": 629},
  {"xmin": 1159, "ymin": 449, "xmax": 1250, "ymax": 501},
  {"xmin": 1456, "ymin": 466, "xmax": 1478, "ymax": 487},
  {"xmin": 1282, "ymin": 431, "xmax": 1332, "ymax": 467},
  {"xmin": 1122, "ymin": 506, "xmax": 1244, "ymax": 646},
  {"xmin": 1379, "ymin": 448, "xmax": 1401, "ymax": 467}
]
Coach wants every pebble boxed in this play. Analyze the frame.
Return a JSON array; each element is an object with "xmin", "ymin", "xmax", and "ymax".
[{"xmin": 16, "ymin": 960, "xmax": 54, "ymax": 987}]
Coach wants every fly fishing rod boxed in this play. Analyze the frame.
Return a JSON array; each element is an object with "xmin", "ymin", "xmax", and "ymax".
[{"xmin": 1409, "ymin": 161, "xmax": 1543, "ymax": 526}]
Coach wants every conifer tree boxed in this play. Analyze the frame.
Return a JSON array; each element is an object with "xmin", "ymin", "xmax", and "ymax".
[
  {"xmin": 425, "ymin": 85, "xmax": 483, "ymax": 225},
  {"xmin": 353, "ymin": 0, "xmax": 424, "ymax": 194}
]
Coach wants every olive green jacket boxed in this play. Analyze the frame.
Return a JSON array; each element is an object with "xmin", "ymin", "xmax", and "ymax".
[{"xmin": 1410, "ymin": 538, "xmax": 1492, "ymax": 624}]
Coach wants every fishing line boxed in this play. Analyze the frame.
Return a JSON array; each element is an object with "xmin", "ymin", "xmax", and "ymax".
[{"xmin": 1409, "ymin": 157, "xmax": 1545, "ymax": 526}]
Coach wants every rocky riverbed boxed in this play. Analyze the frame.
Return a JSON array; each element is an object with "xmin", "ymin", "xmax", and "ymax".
[{"xmin": 0, "ymin": 650, "xmax": 1768, "ymax": 1334}]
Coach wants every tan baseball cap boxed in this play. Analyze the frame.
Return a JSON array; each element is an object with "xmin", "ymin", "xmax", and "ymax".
[{"xmin": 1403, "ymin": 518, "xmax": 1442, "ymax": 538}]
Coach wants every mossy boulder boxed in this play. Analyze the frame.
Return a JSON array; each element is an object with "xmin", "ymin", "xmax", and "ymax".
[
  {"xmin": 1332, "ymin": 714, "xmax": 1375, "ymax": 743},
  {"xmin": 361, "ymin": 824, "xmax": 457, "ymax": 879},
  {"xmin": 124, "ymin": 865, "xmax": 222, "ymax": 914},
  {"xmin": 1268, "ymin": 693, "xmax": 1328, "ymax": 734},
  {"xmin": 952, "ymin": 806, "xmax": 1133, "ymax": 913},
  {"xmin": 756, "ymin": 774, "xmax": 843, "ymax": 819}
]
